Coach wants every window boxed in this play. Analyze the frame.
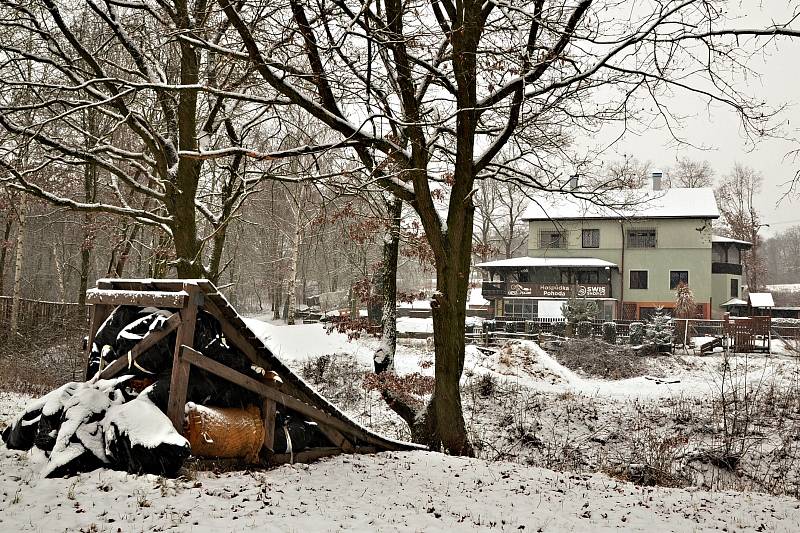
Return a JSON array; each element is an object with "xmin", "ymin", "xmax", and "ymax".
[
  {"xmin": 576, "ymin": 270, "xmax": 600, "ymax": 284},
  {"xmin": 731, "ymin": 278, "xmax": 739, "ymax": 298},
  {"xmin": 630, "ymin": 270, "xmax": 648, "ymax": 289},
  {"xmin": 539, "ymin": 230, "xmax": 566, "ymax": 249},
  {"xmin": 669, "ymin": 270, "xmax": 689, "ymax": 289},
  {"xmin": 503, "ymin": 299, "xmax": 538, "ymax": 320},
  {"xmin": 581, "ymin": 229, "xmax": 600, "ymax": 248},
  {"xmin": 627, "ymin": 228, "xmax": 657, "ymax": 248}
]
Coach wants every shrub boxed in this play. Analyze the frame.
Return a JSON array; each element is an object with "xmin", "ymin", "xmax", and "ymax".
[
  {"xmin": 525, "ymin": 321, "xmax": 540, "ymax": 335},
  {"xmin": 552, "ymin": 321, "xmax": 566, "ymax": 337},
  {"xmin": 576, "ymin": 321, "xmax": 593, "ymax": 338},
  {"xmin": 602, "ymin": 322, "xmax": 617, "ymax": 344},
  {"xmin": 629, "ymin": 322, "xmax": 645, "ymax": 345}
]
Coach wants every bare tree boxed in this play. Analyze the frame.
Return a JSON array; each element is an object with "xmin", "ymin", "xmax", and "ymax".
[
  {"xmin": 602, "ymin": 157, "xmax": 652, "ymax": 189},
  {"xmin": 716, "ymin": 163, "xmax": 767, "ymax": 290},
  {"xmin": 214, "ymin": 0, "xmax": 800, "ymax": 454},
  {"xmin": 0, "ymin": 0, "xmax": 290, "ymax": 278},
  {"xmin": 668, "ymin": 158, "xmax": 715, "ymax": 188}
]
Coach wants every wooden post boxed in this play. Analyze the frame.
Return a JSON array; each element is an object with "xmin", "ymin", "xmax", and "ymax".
[
  {"xmin": 262, "ymin": 399, "xmax": 277, "ymax": 452},
  {"xmin": 166, "ymin": 284, "xmax": 202, "ymax": 433}
]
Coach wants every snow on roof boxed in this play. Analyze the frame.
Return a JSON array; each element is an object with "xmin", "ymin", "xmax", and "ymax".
[
  {"xmin": 721, "ymin": 297, "xmax": 748, "ymax": 307},
  {"xmin": 476, "ymin": 257, "xmax": 617, "ymax": 268},
  {"xmin": 522, "ymin": 187, "xmax": 719, "ymax": 221},
  {"xmin": 712, "ymin": 235, "xmax": 752, "ymax": 247},
  {"xmin": 748, "ymin": 292, "xmax": 775, "ymax": 308}
]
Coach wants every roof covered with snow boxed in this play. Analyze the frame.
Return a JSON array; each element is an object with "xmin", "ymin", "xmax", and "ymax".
[
  {"xmin": 476, "ymin": 257, "xmax": 617, "ymax": 269},
  {"xmin": 721, "ymin": 297, "xmax": 748, "ymax": 307},
  {"xmin": 712, "ymin": 235, "xmax": 752, "ymax": 247},
  {"xmin": 522, "ymin": 187, "xmax": 719, "ymax": 221},
  {"xmin": 748, "ymin": 292, "xmax": 775, "ymax": 308}
]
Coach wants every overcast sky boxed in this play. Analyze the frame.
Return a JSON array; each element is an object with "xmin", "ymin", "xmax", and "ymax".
[{"xmin": 595, "ymin": 2, "xmax": 800, "ymax": 237}]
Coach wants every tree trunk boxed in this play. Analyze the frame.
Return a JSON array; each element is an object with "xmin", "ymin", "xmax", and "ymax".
[
  {"xmin": 422, "ymin": 263, "xmax": 473, "ymax": 456},
  {"xmin": 0, "ymin": 214, "xmax": 13, "ymax": 295},
  {"xmin": 52, "ymin": 241, "xmax": 66, "ymax": 302},
  {"xmin": 208, "ymin": 224, "xmax": 227, "ymax": 284},
  {"xmin": 375, "ymin": 198, "xmax": 402, "ymax": 374},
  {"xmin": 286, "ymin": 190, "xmax": 304, "ymax": 325},
  {"xmin": 10, "ymin": 194, "xmax": 27, "ymax": 335},
  {"xmin": 371, "ymin": 198, "xmax": 420, "ymax": 427},
  {"xmin": 273, "ymin": 283, "xmax": 282, "ymax": 320}
]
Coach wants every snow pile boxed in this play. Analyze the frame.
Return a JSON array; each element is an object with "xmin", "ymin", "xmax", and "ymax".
[
  {"xmin": 104, "ymin": 388, "xmax": 187, "ymax": 450},
  {"xmin": 41, "ymin": 382, "xmax": 126, "ymax": 477},
  {"xmin": 3, "ymin": 378, "xmax": 189, "ymax": 478}
]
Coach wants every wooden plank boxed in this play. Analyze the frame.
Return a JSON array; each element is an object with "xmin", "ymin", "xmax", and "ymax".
[
  {"xmin": 316, "ymin": 425, "xmax": 355, "ymax": 452},
  {"xmin": 269, "ymin": 447, "xmax": 342, "ymax": 465},
  {"xmin": 269, "ymin": 446, "xmax": 378, "ymax": 465},
  {"xmin": 97, "ymin": 312, "xmax": 181, "ymax": 380},
  {"xmin": 262, "ymin": 398, "xmax": 277, "ymax": 452},
  {"xmin": 203, "ymin": 298, "xmax": 263, "ymax": 364},
  {"xmin": 179, "ymin": 345, "xmax": 390, "ymax": 448},
  {"xmin": 166, "ymin": 285, "xmax": 202, "ymax": 432},
  {"xmin": 86, "ymin": 289, "xmax": 189, "ymax": 308}
]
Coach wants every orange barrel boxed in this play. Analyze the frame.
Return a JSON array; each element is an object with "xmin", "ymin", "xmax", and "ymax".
[{"xmin": 185, "ymin": 403, "xmax": 265, "ymax": 462}]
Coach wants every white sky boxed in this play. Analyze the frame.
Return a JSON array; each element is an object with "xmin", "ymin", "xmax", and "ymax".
[{"xmin": 593, "ymin": 2, "xmax": 800, "ymax": 237}]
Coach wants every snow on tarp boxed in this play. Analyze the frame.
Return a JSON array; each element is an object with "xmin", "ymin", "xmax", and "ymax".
[
  {"xmin": 41, "ymin": 379, "xmax": 129, "ymax": 477},
  {"xmin": 103, "ymin": 387, "xmax": 187, "ymax": 450}
]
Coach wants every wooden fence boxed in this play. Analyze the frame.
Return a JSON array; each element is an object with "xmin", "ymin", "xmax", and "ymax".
[
  {"xmin": 0, "ymin": 296, "xmax": 87, "ymax": 333},
  {"xmin": 468, "ymin": 317, "xmax": 800, "ymax": 351}
]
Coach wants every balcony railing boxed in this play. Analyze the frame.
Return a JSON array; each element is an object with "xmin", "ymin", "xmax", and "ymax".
[
  {"xmin": 712, "ymin": 262, "xmax": 743, "ymax": 275},
  {"xmin": 481, "ymin": 281, "xmax": 611, "ymax": 299}
]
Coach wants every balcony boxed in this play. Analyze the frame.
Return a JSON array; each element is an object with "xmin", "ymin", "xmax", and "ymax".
[
  {"xmin": 481, "ymin": 281, "xmax": 611, "ymax": 299},
  {"xmin": 712, "ymin": 262, "xmax": 743, "ymax": 275}
]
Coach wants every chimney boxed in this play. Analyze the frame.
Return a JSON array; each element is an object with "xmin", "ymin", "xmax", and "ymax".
[
  {"xmin": 651, "ymin": 171, "xmax": 663, "ymax": 191},
  {"xmin": 568, "ymin": 174, "xmax": 579, "ymax": 190}
]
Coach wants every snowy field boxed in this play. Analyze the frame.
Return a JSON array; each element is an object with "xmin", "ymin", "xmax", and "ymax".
[
  {"xmin": 3, "ymin": 320, "xmax": 800, "ymax": 531},
  {"xmin": 2, "ymin": 437, "xmax": 800, "ymax": 532}
]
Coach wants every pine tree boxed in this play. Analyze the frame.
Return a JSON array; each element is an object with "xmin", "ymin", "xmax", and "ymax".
[
  {"xmin": 561, "ymin": 295, "xmax": 598, "ymax": 324},
  {"xmin": 645, "ymin": 308, "xmax": 674, "ymax": 353}
]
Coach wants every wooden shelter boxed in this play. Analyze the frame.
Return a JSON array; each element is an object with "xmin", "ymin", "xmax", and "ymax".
[{"xmin": 85, "ymin": 278, "xmax": 423, "ymax": 464}]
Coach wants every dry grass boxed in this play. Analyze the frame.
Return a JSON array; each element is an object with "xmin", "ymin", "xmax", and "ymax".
[
  {"xmin": 545, "ymin": 338, "xmax": 647, "ymax": 380},
  {"xmin": 0, "ymin": 316, "xmax": 85, "ymax": 396}
]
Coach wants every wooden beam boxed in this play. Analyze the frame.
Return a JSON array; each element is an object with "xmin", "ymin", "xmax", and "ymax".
[
  {"xmin": 202, "ymin": 298, "xmax": 262, "ymax": 363},
  {"xmin": 166, "ymin": 285, "xmax": 202, "ymax": 432},
  {"xmin": 86, "ymin": 288, "xmax": 190, "ymax": 308},
  {"xmin": 269, "ymin": 447, "xmax": 342, "ymax": 465},
  {"xmin": 97, "ymin": 312, "xmax": 181, "ymax": 380},
  {"xmin": 262, "ymin": 398, "xmax": 277, "ymax": 452},
  {"xmin": 269, "ymin": 446, "xmax": 378, "ymax": 465},
  {"xmin": 179, "ymin": 345, "xmax": 389, "ymax": 448},
  {"xmin": 316, "ymin": 425, "xmax": 355, "ymax": 453}
]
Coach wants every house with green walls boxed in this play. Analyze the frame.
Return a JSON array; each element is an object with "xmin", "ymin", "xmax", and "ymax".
[{"xmin": 477, "ymin": 178, "xmax": 751, "ymax": 321}]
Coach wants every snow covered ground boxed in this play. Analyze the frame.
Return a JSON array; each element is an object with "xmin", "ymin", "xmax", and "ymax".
[
  {"xmin": 4, "ymin": 321, "xmax": 800, "ymax": 531},
  {"xmin": 2, "ymin": 403, "xmax": 800, "ymax": 532},
  {"xmin": 244, "ymin": 319, "xmax": 797, "ymax": 401}
]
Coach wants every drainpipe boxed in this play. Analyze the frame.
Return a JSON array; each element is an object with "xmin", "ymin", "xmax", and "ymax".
[{"xmin": 619, "ymin": 222, "xmax": 625, "ymax": 320}]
